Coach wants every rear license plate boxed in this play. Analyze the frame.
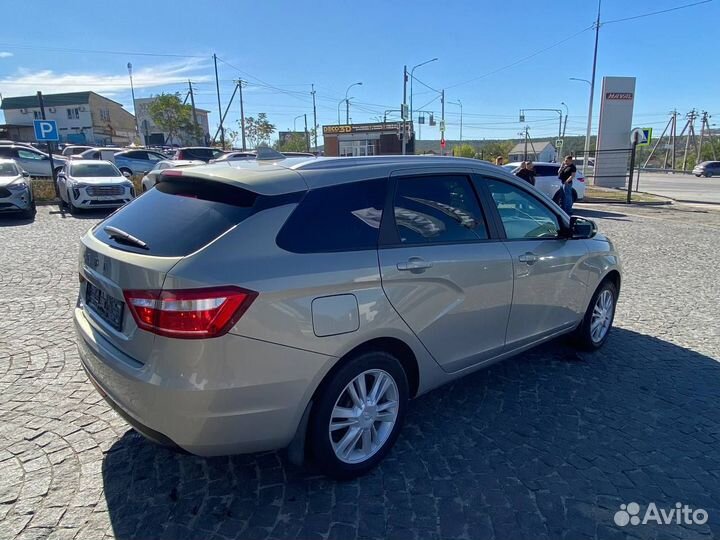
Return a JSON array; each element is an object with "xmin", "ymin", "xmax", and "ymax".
[{"xmin": 85, "ymin": 282, "xmax": 124, "ymax": 331}]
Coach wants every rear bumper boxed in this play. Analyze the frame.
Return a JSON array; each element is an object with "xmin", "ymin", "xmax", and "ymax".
[{"xmin": 74, "ymin": 305, "xmax": 334, "ymax": 456}]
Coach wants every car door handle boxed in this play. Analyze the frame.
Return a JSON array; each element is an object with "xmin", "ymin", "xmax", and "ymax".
[
  {"xmin": 397, "ymin": 258, "xmax": 433, "ymax": 272},
  {"xmin": 518, "ymin": 252, "xmax": 539, "ymax": 264}
]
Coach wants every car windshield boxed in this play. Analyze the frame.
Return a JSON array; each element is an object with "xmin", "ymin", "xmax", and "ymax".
[
  {"xmin": 0, "ymin": 162, "xmax": 19, "ymax": 176},
  {"xmin": 71, "ymin": 163, "xmax": 121, "ymax": 177}
]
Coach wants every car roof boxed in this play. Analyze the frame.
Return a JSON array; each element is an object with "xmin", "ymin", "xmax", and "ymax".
[
  {"xmin": 169, "ymin": 155, "xmax": 515, "ymax": 196},
  {"xmin": 68, "ymin": 159, "xmax": 116, "ymax": 165},
  {"xmin": 0, "ymin": 158, "xmax": 19, "ymax": 164}
]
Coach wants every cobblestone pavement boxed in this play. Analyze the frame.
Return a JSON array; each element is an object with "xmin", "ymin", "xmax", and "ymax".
[{"xmin": 1, "ymin": 202, "xmax": 719, "ymax": 540}]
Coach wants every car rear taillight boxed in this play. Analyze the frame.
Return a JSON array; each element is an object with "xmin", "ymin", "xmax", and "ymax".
[
  {"xmin": 578, "ymin": 176, "xmax": 585, "ymax": 182},
  {"xmin": 124, "ymin": 286, "xmax": 257, "ymax": 339}
]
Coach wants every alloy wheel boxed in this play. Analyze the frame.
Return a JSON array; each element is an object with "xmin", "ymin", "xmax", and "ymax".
[
  {"xmin": 329, "ymin": 369, "xmax": 399, "ymax": 464},
  {"xmin": 590, "ymin": 289, "xmax": 614, "ymax": 343}
]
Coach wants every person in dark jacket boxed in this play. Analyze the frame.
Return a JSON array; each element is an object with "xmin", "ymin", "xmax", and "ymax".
[
  {"xmin": 557, "ymin": 155, "xmax": 577, "ymax": 214},
  {"xmin": 515, "ymin": 161, "xmax": 536, "ymax": 185}
]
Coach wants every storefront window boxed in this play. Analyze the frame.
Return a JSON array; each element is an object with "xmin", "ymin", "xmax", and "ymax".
[{"xmin": 339, "ymin": 140, "xmax": 376, "ymax": 157}]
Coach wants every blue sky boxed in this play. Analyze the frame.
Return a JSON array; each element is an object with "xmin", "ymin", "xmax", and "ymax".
[{"xmin": 0, "ymin": 0, "xmax": 717, "ymax": 142}]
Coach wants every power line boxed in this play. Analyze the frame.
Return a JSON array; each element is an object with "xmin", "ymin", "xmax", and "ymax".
[
  {"xmin": 0, "ymin": 42, "xmax": 207, "ymax": 58},
  {"xmin": 603, "ymin": 0, "xmax": 712, "ymax": 25},
  {"xmin": 445, "ymin": 25, "xmax": 594, "ymax": 90}
]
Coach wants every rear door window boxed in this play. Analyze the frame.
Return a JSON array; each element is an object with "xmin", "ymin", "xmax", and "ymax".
[
  {"xmin": 534, "ymin": 165, "xmax": 559, "ymax": 177},
  {"xmin": 392, "ymin": 175, "xmax": 488, "ymax": 245},
  {"xmin": 276, "ymin": 179, "xmax": 386, "ymax": 253},
  {"xmin": 94, "ymin": 179, "xmax": 258, "ymax": 256}
]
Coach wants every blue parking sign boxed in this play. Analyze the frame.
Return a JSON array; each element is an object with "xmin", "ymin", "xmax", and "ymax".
[{"xmin": 33, "ymin": 119, "xmax": 59, "ymax": 142}]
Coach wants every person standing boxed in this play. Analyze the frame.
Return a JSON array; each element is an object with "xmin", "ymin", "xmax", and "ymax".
[
  {"xmin": 558, "ymin": 155, "xmax": 576, "ymax": 214},
  {"xmin": 495, "ymin": 156, "xmax": 504, "ymax": 166},
  {"xmin": 515, "ymin": 161, "xmax": 536, "ymax": 185}
]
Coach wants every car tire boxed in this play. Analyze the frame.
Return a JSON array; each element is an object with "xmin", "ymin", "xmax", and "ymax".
[
  {"xmin": 706, "ymin": 172, "xmax": 713, "ymax": 178},
  {"xmin": 21, "ymin": 201, "xmax": 36, "ymax": 220},
  {"xmin": 67, "ymin": 189, "xmax": 79, "ymax": 215},
  {"xmin": 574, "ymin": 279, "xmax": 618, "ymax": 351},
  {"xmin": 308, "ymin": 351, "xmax": 409, "ymax": 480}
]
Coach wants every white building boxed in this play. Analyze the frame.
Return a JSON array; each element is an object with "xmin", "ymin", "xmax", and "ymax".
[
  {"xmin": 1, "ymin": 91, "xmax": 136, "ymax": 145},
  {"xmin": 508, "ymin": 141, "xmax": 557, "ymax": 163},
  {"xmin": 135, "ymin": 97, "xmax": 211, "ymax": 146}
]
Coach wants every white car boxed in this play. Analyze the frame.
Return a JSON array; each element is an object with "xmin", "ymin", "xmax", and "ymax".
[
  {"xmin": 0, "ymin": 144, "xmax": 67, "ymax": 177},
  {"xmin": 140, "ymin": 160, "xmax": 204, "ymax": 192},
  {"xmin": 506, "ymin": 161, "xmax": 586, "ymax": 203},
  {"xmin": 72, "ymin": 147, "xmax": 125, "ymax": 161},
  {"xmin": 57, "ymin": 160, "xmax": 134, "ymax": 214},
  {"xmin": 0, "ymin": 159, "xmax": 35, "ymax": 219}
]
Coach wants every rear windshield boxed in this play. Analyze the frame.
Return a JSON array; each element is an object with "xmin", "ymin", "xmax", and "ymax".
[
  {"xmin": 94, "ymin": 178, "xmax": 257, "ymax": 256},
  {"xmin": 72, "ymin": 163, "xmax": 121, "ymax": 177}
]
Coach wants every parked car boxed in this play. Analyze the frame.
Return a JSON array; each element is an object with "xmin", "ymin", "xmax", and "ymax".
[
  {"xmin": 506, "ymin": 161, "xmax": 586, "ymax": 203},
  {"xmin": 0, "ymin": 144, "xmax": 67, "ymax": 177},
  {"xmin": 75, "ymin": 155, "xmax": 621, "ymax": 479},
  {"xmin": 57, "ymin": 160, "xmax": 134, "ymax": 214},
  {"xmin": 114, "ymin": 149, "xmax": 169, "ymax": 176},
  {"xmin": 62, "ymin": 145, "xmax": 94, "ymax": 157},
  {"xmin": 0, "ymin": 159, "xmax": 35, "ymax": 219},
  {"xmin": 209, "ymin": 151, "xmax": 255, "ymax": 163},
  {"xmin": 173, "ymin": 147, "xmax": 225, "ymax": 162},
  {"xmin": 140, "ymin": 160, "xmax": 204, "ymax": 192},
  {"xmin": 692, "ymin": 161, "xmax": 720, "ymax": 178},
  {"xmin": 74, "ymin": 147, "xmax": 125, "ymax": 161}
]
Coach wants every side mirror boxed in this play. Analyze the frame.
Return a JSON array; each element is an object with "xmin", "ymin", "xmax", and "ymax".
[
  {"xmin": 22, "ymin": 171, "xmax": 30, "ymax": 178},
  {"xmin": 567, "ymin": 216, "xmax": 596, "ymax": 239},
  {"xmin": 122, "ymin": 171, "xmax": 131, "ymax": 178}
]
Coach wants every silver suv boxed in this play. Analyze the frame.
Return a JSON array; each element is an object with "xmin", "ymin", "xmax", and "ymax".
[{"xmin": 74, "ymin": 156, "xmax": 621, "ymax": 478}]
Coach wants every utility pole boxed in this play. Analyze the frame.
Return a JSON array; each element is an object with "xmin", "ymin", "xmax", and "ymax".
[
  {"xmin": 670, "ymin": 109, "xmax": 677, "ymax": 170},
  {"xmin": 584, "ymin": 0, "xmax": 602, "ymax": 166},
  {"xmin": 681, "ymin": 109, "xmax": 698, "ymax": 171},
  {"xmin": 697, "ymin": 111, "xmax": 715, "ymax": 162},
  {"xmin": 644, "ymin": 110, "xmax": 676, "ymax": 169},
  {"xmin": 238, "ymin": 80, "xmax": 246, "ymax": 151},
  {"xmin": 402, "ymin": 65, "xmax": 408, "ymax": 156},
  {"xmin": 188, "ymin": 80, "xmax": 200, "ymax": 145},
  {"xmin": 304, "ymin": 113, "xmax": 310, "ymax": 152},
  {"xmin": 213, "ymin": 54, "xmax": 225, "ymax": 148},
  {"xmin": 127, "ymin": 63, "xmax": 140, "ymax": 144},
  {"xmin": 311, "ymin": 84, "xmax": 318, "ymax": 152},
  {"xmin": 440, "ymin": 89, "xmax": 445, "ymax": 155}
]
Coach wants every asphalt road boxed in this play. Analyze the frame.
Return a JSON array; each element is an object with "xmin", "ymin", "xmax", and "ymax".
[
  {"xmin": 630, "ymin": 172, "xmax": 720, "ymax": 204},
  {"xmin": 1, "ymin": 204, "xmax": 720, "ymax": 539}
]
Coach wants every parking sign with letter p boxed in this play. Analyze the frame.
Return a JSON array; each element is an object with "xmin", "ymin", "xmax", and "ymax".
[{"xmin": 33, "ymin": 119, "xmax": 59, "ymax": 142}]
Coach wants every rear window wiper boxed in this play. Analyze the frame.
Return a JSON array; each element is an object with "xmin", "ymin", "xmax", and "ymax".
[{"xmin": 103, "ymin": 226, "xmax": 149, "ymax": 250}]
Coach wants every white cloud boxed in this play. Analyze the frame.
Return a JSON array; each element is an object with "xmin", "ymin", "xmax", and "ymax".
[
  {"xmin": 0, "ymin": 51, "xmax": 13, "ymax": 58},
  {"xmin": 0, "ymin": 58, "xmax": 211, "ymax": 99}
]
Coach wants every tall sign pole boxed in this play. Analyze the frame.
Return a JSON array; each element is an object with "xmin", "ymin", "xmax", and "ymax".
[
  {"xmin": 36, "ymin": 92, "xmax": 57, "ymax": 192},
  {"xmin": 584, "ymin": 0, "xmax": 602, "ymax": 165},
  {"xmin": 188, "ymin": 80, "xmax": 200, "ymax": 145},
  {"xmin": 127, "ymin": 63, "xmax": 140, "ymax": 144}
]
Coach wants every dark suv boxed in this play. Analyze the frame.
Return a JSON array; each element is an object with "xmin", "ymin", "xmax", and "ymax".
[{"xmin": 173, "ymin": 147, "xmax": 225, "ymax": 162}]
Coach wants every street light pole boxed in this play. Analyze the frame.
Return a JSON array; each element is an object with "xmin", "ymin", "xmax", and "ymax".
[
  {"xmin": 583, "ymin": 0, "xmax": 602, "ymax": 168},
  {"xmin": 127, "ymin": 62, "xmax": 140, "ymax": 144},
  {"xmin": 409, "ymin": 57, "xmax": 438, "ymax": 129},
  {"xmin": 450, "ymin": 100, "xmax": 463, "ymax": 141},
  {"xmin": 344, "ymin": 82, "xmax": 362, "ymax": 124},
  {"xmin": 560, "ymin": 102, "xmax": 569, "ymax": 138},
  {"xmin": 570, "ymin": 77, "xmax": 592, "ymax": 167}
]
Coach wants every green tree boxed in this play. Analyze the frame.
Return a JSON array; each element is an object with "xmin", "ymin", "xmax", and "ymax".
[
  {"xmin": 147, "ymin": 93, "xmax": 203, "ymax": 145},
  {"xmin": 242, "ymin": 113, "xmax": 276, "ymax": 149},
  {"xmin": 276, "ymin": 132, "xmax": 309, "ymax": 152},
  {"xmin": 480, "ymin": 140, "xmax": 514, "ymax": 163},
  {"xmin": 452, "ymin": 144, "xmax": 477, "ymax": 158}
]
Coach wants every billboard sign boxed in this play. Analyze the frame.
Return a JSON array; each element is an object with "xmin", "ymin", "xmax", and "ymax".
[{"xmin": 595, "ymin": 76, "xmax": 637, "ymax": 188}]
